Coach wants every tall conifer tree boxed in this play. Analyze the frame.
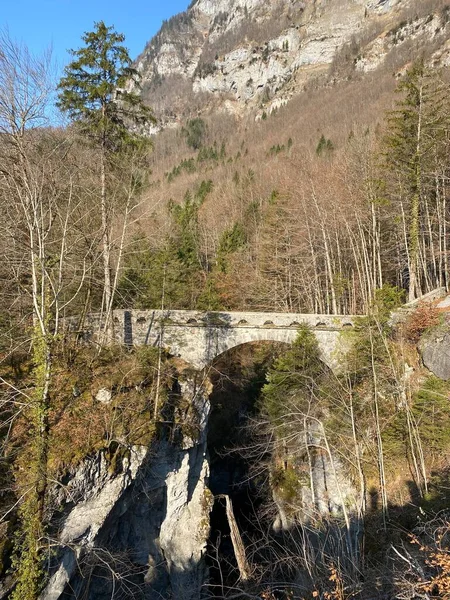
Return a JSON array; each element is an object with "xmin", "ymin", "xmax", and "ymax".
[
  {"xmin": 57, "ymin": 22, "xmax": 153, "ymax": 335},
  {"xmin": 383, "ymin": 60, "xmax": 448, "ymax": 301}
]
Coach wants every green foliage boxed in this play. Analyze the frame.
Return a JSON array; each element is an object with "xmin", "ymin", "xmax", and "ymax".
[
  {"xmin": 57, "ymin": 21, "xmax": 153, "ymax": 146},
  {"xmin": 182, "ymin": 117, "xmax": 206, "ymax": 150},
  {"xmin": 269, "ymin": 190, "xmax": 279, "ymax": 205},
  {"xmin": 342, "ymin": 286, "xmax": 405, "ymax": 419},
  {"xmin": 10, "ymin": 499, "xmax": 44, "ymax": 600},
  {"xmin": 316, "ymin": 133, "xmax": 334, "ymax": 156},
  {"xmin": 382, "ymin": 60, "xmax": 449, "ymax": 299},
  {"xmin": 347, "ymin": 285, "xmax": 404, "ymax": 377},
  {"xmin": 170, "ymin": 190, "xmax": 201, "ymax": 269},
  {"xmin": 271, "ymin": 465, "xmax": 300, "ymax": 503},
  {"xmin": 373, "ymin": 284, "xmax": 405, "ymax": 322},
  {"xmin": 116, "ymin": 239, "xmax": 190, "ymax": 309},
  {"xmin": 268, "ymin": 143, "xmax": 286, "ymax": 156},
  {"xmin": 167, "ymin": 158, "xmax": 196, "ymax": 182},
  {"xmin": 196, "ymin": 277, "xmax": 224, "ymax": 311},
  {"xmin": 412, "ymin": 376, "xmax": 450, "ymax": 459},
  {"xmin": 135, "ymin": 346, "xmax": 160, "ymax": 369},
  {"xmin": 383, "ymin": 59, "xmax": 435, "ymax": 181},
  {"xmin": 378, "ymin": 375, "xmax": 450, "ymax": 480},
  {"xmin": 261, "ymin": 325, "xmax": 326, "ymax": 425},
  {"xmin": 217, "ymin": 222, "xmax": 247, "ymax": 273},
  {"xmin": 196, "ymin": 179, "xmax": 213, "ymax": 202},
  {"xmin": 117, "ymin": 180, "xmax": 214, "ymax": 310},
  {"xmin": 197, "ymin": 144, "xmax": 219, "ymax": 162},
  {"xmin": 11, "ymin": 323, "xmax": 52, "ymax": 600}
]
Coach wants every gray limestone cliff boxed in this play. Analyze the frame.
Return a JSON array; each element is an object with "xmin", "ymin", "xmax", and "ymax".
[
  {"xmin": 133, "ymin": 0, "xmax": 450, "ymax": 128},
  {"xmin": 40, "ymin": 374, "xmax": 213, "ymax": 600}
]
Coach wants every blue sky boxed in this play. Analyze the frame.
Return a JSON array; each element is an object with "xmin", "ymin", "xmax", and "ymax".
[{"xmin": 2, "ymin": 0, "xmax": 191, "ymax": 71}]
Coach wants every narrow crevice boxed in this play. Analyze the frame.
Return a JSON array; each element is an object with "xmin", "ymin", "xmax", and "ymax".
[{"xmin": 205, "ymin": 342, "xmax": 284, "ymax": 591}]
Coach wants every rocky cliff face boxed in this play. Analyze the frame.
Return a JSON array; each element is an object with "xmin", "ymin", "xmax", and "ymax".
[
  {"xmin": 38, "ymin": 356, "xmax": 360, "ymax": 600},
  {"xmin": 134, "ymin": 0, "xmax": 450, "ymax": 129},
  {"xmin": 40, "ymin": 373, "xmax": 213, "ymax": 600}
]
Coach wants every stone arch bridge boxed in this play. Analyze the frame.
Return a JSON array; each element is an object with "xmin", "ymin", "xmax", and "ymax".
[{"xmin": 79, "ymin": 310, "xmax": 359, "ymax": 370}]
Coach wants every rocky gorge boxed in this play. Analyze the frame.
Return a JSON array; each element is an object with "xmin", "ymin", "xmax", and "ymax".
[
  {"xmin": 29, "ymin": 335, "xmax": 368, "ymax": 600},
  {"xmin": 4, "ymin": 0, "xmax": 450, "ymax": 597}
]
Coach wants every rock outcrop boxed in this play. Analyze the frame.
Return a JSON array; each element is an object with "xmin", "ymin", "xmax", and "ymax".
[
  {"xmin": 421, "ymin": 323, "xmax": 450, "ymax": 381},
  {"xmin": 41, "ymin": 371, "xmax": 212, "ymax": 600},
  {"xmin": 134, "ymin": 0, "xmax": 450, "ymax": 128},
  {"xmin": 136, "ymin": 0, "xmax": 381, "ymax": 126}
]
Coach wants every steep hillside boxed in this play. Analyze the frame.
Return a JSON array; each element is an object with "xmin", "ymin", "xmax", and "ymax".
[
  {"xmin": 5, "ymin": 6, "xmax": 450, "ymax": 600},
  {"xmin": 135, "ymin": 0, "xmax": 450, "ymax": 129}
]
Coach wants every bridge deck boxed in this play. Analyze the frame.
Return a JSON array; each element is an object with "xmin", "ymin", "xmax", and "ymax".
[
  {"xmin": 67, "ymin": 309, "xmax": 363, "ymax": 370},
  {"xmin": 112, "ymin": 309, "xmax": 360, "ymax": 330}
]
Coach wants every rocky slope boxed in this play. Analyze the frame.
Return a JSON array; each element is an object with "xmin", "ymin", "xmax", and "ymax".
[
  {"xmin": 33, "ymin": 352, "xmax": 359, "ymax": 600},
  {"xmin": 135, "ymin": 0, "xmax": 450, "ymax": 129},
  {"xmin": 40, "ymin": 374, "xmax": 213, "ymax": 600}
]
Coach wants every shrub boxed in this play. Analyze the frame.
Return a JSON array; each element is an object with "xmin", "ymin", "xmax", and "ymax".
[
  {"xmin": 402, "ymin": 302, "xmax": 441, "ymax": 343},
  {"xmin": 316, "ymin": 133, "xmax": 334, "ymax": 156},
  {"xmin": 182, "ymin": 118, "xmax": 206, "ymax": 150}
]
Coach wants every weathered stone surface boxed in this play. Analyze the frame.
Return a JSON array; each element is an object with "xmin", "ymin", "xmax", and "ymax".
[
  {"xmin": 94, "ymin": 388, "xmax": 112, "ymax": 404},
  {"xmin": 133, "ymin": 0, "xmax": 450, "ymax": 129},
  {"xmin": 41, "ymin": 447, "xmax": 147, "ymax": 600},
  {"xmin": 72, "ymin": 309, "xmax": 358, "ymax": 372},
  {"xmin": 421, "ymin": 325, "xmax": 450, "ymax": 380},
  {"xmin": 132, "ymin": 0, "xmax": 391, "ymax": 126},
  {"xmin": 272, "ymin": 422, "xmax": 359, "ymax": 531},
  {"xmin": 355, "ymin": 13, "xmax": 446, "ymax": 73},
  {"xmin": 41, "ymin": 371, "xmax": 213, "ymax": 600},
  {"xmin": 159, "ymin": 451, "xmax": 212, "ymax": 598}
]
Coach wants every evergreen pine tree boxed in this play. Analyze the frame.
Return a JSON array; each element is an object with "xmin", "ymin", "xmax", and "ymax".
[
  {"xmin": 57, "ymin": 22, "xmax": 153, "ymax": 334},
  {"xmin": 383, "ymin": 60, "xmax": 449, "ymax": 301}
]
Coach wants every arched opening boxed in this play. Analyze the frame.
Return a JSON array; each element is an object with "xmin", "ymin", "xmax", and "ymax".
[{"xmin": 206, "ymin": 341, "xmax": 289, "ymax": 590}]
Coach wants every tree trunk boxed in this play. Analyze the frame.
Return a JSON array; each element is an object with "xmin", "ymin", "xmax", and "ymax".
[
  {"xmin": 100, "ymin": 135, "xmax": 112, "ymax": 343},
  {"xmin": 224, "ymin": 494, "xmax": 251, "ymax": 581}
]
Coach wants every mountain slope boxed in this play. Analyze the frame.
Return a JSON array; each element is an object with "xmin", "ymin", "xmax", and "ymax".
[{"xmin": 135, "ymin": 0, "xmax": 450, "ymax": 129}]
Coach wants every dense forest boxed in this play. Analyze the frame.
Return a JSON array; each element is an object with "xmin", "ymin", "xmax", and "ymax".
[{"xmin": 2, "ymin": 6, "xmax": 450, "ymax": 600}]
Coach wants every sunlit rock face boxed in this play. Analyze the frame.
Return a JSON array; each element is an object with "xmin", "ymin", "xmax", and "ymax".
[
  {"xmin": 421, "ymin": 324, "xmax": 450, "ymax": 381},
  {"xmin": 133, "ymin": 0, "xmax": 442, "ymax": 126},
  {"xmin": 40, "ymin": 371, "xmax": 213, "ymax": 600}
]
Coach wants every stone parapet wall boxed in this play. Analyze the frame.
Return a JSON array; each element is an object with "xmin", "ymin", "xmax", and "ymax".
[{"xmin": 67, "ymin": 310, "xmax": 360, "ymax": 370}]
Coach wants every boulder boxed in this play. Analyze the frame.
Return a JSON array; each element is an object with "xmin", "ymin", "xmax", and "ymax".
[
  {"xmin": 95, "ymin": 388, "xmax": 112, "ymax": 404},
  {"xmin": 420, "ymin": 325, "xmax": 450, "ymax": 380}
]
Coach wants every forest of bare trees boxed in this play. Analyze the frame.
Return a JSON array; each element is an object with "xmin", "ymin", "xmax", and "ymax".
[{"xmin": 2, "ymin": 8, "xmax": 450, "ymax": 599}]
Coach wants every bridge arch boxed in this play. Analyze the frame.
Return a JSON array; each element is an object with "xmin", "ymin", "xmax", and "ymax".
[
  {"xmin": 114, "ymin": 310, "xmax": 353, "ymax": 372},
  {"xmin": 76, "ymin": 310, "xmax": 355, "ymax": 373},
  {"xmin": 209, "ymin": 339, "xmax": 291, "ymax": 369}
]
